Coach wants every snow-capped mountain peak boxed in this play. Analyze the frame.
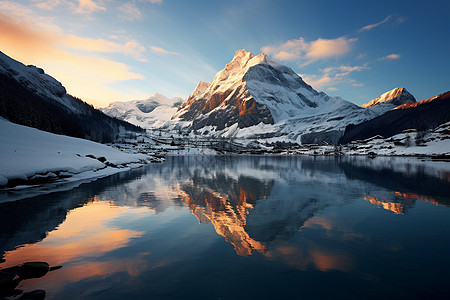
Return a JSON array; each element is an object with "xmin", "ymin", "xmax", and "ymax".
[
  {"xmin": 170, "ymin": 49, "xmax": 377, "ymax": 143},
  {"xmin": 363, "ymin": 87, "xmax": 416, "ymax": 108}
]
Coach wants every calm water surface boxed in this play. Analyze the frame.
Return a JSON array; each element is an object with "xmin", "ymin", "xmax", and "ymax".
[{"xmin": 1, "ymin": 156, "xmax": 450, "ymax": 299}]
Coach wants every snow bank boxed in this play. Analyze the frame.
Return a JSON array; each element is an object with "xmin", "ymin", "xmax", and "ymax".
[{"xmin": 0, "ymin": 118, "xmax": 154, "ymax": 190}]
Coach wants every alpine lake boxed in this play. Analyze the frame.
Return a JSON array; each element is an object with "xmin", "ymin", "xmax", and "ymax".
[{"xmin": 1, "ymin": 155, "xmax": 449, "ymax": 299}]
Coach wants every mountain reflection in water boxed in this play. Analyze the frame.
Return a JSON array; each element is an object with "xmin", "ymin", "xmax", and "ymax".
[{"xmin": 0, "ymin": 156, "xmax": 449, "ymax": 299}]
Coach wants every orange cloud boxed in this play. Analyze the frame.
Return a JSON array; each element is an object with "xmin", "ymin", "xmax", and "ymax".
[
  {"xmin": 378, "ymin": 53, "xmax": 401, "ymax": 61},
  {"xmin": 0, "ymin": 13, "xmax": 146, "ymax": 106},
  {"xmin": 262, "ymin": 36, "xmax": 356, "ymax": 65},
  {"xmin": 306, "ymin": 37, "xmax": 356, "ymax": 60},
  {"xmin": 75, "ymin": 0, "xmax": 106, "ymax": 15}
]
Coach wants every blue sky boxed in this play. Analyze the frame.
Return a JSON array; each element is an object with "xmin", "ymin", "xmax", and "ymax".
[{"xmin": 0, "ymin": 0, "xmax": 448, "ymax": 107}]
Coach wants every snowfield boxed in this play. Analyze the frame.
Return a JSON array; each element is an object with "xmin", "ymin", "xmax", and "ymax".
[{"xmin": 0, "ymin": 118, "xmax": 157, "ymax": 193}]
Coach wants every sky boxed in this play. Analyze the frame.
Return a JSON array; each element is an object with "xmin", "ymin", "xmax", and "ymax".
[{"xmin": 0, "ymin": 0, "xmax": 449, "ymax": 108}]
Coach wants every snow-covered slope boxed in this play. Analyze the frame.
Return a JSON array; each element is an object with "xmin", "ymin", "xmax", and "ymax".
[
  {"xmin": 362, "ymin": 87, "xmax": 416, "ymax": 115},
  {"xmin": 0, "ymin": 117, "xmax": 153, "ymax": 193},
  {"xmin": 101, "ymin": 93, "xmax": 183, "ymax": 129},
  {"xmin": 0, "ymin": 51, "xmax": 143, "ymax": 143},
  {"xmin": 170, "ymin": 49, "xmax": 377, "ymax": 144},
  {"xmin": 0, "ymin": 51, "xmax": 79, "ymax": 113}
]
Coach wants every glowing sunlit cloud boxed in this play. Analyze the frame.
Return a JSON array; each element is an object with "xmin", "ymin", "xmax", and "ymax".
[
  {"xmin": 378, "ymin": 53, "xmax": 401, "ymax": 61},
  {"xmin": 306, "ymin": 37, "xmax": 356, "ymax": 60},
  {"xmin": 0, "ymin": 13, "xmax": 145, "ymax": 106},
  {"xmin": 359, "ymin": 15, "xmax": 392, "ymax": 32},
  {"xmin": 118, "ymin": 2, "xmax": 143, "ymax": 22},
  {"xmin": 262, "ymin": 37, "xmax": 356, "ymax": 65},
  {"xmin": 261, "ymin": 37, "xmax": 308, "ymax": 61},
  {"xmin": 75, "ymin": 0, "xmax": 106, "ymax": 15}
]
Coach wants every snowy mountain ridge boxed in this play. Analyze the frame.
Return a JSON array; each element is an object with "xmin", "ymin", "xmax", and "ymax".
[
  {"xmin": 101, "ymin": 93, "xmax": 184, "ymax": 129},
  {"xmin": 0, "ymin": 51, "xmax": 78, "ymax": 112}
]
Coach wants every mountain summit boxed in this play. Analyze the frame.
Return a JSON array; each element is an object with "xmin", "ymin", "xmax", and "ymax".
[
  {"xmin": 173, "ymin": 49, "xmax": 276, "ymax": 130},
  {"xmin": 172, "ymin": 49, "xmax": 375, "ymax": 143},
  {"xmin": 362, "ymin": 87, "xmax": 416, "ymax": 114}
]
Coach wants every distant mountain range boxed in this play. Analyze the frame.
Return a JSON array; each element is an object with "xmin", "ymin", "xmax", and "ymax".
[
  {"xmin": 102, "ymin": 49, "xmax": 448, "ymax": 145},
  {"xmin": 0, "ymin": 51, "xmax": 143, "ymax": 143},
  {"xmin": 340, "ymin": 91, "xmax": 450, "ymax": 144},
  {"xmin": 100, "ymin": 93, "xmax": 183, "ymax": 129},
  {"xmin": 0, "ymin": 49, "xmax": 447, "ymax": 146}
]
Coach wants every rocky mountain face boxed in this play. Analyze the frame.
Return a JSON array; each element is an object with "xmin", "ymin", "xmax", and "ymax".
[
  {"xmin": 0, "ymin": 51, "xmax": 143, "ymax": 143},
  {"xmin": 171, "ymin": 49, "xmax": 376, "ymax": 144},
  {"xmin": 173, "ymin": 50, "xmax": 276, "ymax": 130},
  {"xmin": 340, "ymin": 91, "xmax": 450, "ymax": 144},
  {"xmin": 101, "ymin": 93, "xmax": 184, "ymax": 129},
  {"xmin": 362, "ymin": 87, "xmax": 416, "ymax": 115}
]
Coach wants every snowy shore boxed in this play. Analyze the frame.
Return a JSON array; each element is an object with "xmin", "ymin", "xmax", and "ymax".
[{"xmin": 0, "ymin": 118, "xmax": 158, "ymax": 193}]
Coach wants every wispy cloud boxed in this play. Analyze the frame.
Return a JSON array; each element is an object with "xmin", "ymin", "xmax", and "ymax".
[
  {"xmin": 118, "ymin": 2, "xmax": 143, "ymax": 22},
  {"xmin": 140, "ymin": 0, "xmax": 163, "ymax": 4},
  {"xmin": 150, "ymin": 46, "xmax": 178, "ymax": 56},
  {"xmin": 396, "ymin": 16, "xmax": 406, "ymax": 24},
  {"xmin": 300, "ymin": 64, "xmax": 368, "ymax": 90},
  {"xmin": 378, "ymin": 53, "xmax": 401, "ymax": 61},
  {"xmin": 359, "ymin": 15, "xmax": 391, "ymax": 32},
  {"xmin": 32, "ymin": 0, "xmax": 63, "ymax": 10},
  {"xmin": 262, "ymin": 37, "xmax": 356, "ymax": 66},
  {"xmin": 61, "ymin": 35, "xmax": 148, "ymax": 62}
]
